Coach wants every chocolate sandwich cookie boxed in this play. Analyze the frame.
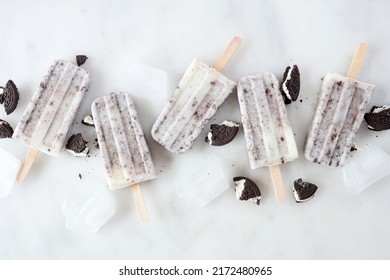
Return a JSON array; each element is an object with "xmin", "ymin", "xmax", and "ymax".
[
  {"xmin": 66, "ymin": 133, "xmax": 89, "ymax": 157},
  {"xmin": 205, "ymin": 120, "xmax": 239, "ymax": 146},
  {"xmin": 0, "ymin": 80, "xmax": 19, "ymax": 115},
  {"xmin": 0, "ymin": 119, "xmax": 14, "ymax": 139},
  {"xmin": 293, "ymin": 178, "xmax": 318, "ymax": 203},
  {"xmin": 364, "ymin": 105, "xmax": 390, "ymax": 131},
  {"xmin": 76, "ymin": 55, "xmax": 88, "ymax": 66},
  {"xmin": 233, "ymin": 176, "xmax": 261, "ymax": 205},
  {"xmin": 280, "ymin": 65, "xmax": 300, "ymax": 104}
]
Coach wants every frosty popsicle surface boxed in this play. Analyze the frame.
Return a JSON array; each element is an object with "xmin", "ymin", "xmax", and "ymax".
[
  {"xmin": 14, "ymin": 59, "xmax": 90, "ymax": 182},
  {"xmin": 304, "ymin": 73, "xmax": 375, "ymax": 167},
  {"xmin": 237, "ymin": 72, "xmax": 298, "ymax": 169},
  {"xmin": 13, "ymin": 60, "xmax": 90, "ymax": 156},
  {"xmin": 92, "ymin": 92, "xmax": 155, "ymax": 190},
  {"xmin": 304, "ymin": 43, "xmax": 375, "ymax": 168},
  {"xmin": 151, "ymin": 37, "xmax": 241, "ymax": 154}
]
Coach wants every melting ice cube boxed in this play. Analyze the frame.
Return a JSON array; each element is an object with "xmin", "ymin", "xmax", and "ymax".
[
  {"xmin": 343, "ymin": 147, "xmax": 390, "ymax": 195},
  {"xmin": 173, "ymin": 151, "xmax": 229, "ymax": 207},
  {"xmin": 63, "ymin": 186, "xmax": 115, "ymax": 235}
]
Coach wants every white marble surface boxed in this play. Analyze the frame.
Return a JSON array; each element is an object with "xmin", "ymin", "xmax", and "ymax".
[{"xmin": 1, "ymin": 0, "xmax": 390, "ymax": 259}]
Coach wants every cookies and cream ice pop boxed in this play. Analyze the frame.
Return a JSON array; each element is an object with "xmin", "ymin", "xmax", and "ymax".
[
  {"xmin": 13, "ymin": 60, "xmax": 90, "ymax": 181},
  {"xmin": 237, "ymin": 72, "xmax": 298, "ymax": 203},
  {"xmin": 92, "ymin": 92, "xmax": 154, "ymax": 222},
  {"xmin": 151, "ymin": 37, "xmax": 241, "ymax": 153},
  {"xmin": 304, "ymin": 43, "xmax": 375, "ymax": 167},
  {"xmin": 238, "ymin": 72, "xmax": 298, "ymax": 168}
]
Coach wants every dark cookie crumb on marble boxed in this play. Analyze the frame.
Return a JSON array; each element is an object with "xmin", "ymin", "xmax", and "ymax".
[{"xmin": 76, "ymin": 55, "xmax": 88, "ymax": 67}]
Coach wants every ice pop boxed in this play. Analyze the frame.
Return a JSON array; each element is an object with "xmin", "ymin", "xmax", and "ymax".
[
  {"xmin": 92, "ymin": 92, "xmax": 155, "ymax": 222},
  {"xmin": 237, "ymin": 72, "xmax": 298, "ymax": 203},
  {"xmin": 13, "ymin": 60, "xmax": 90, "ymax": 181},
  {"xmin": 304, "ymin": 43, "xmax": 375, "ymax": 168},
  {"xmin": 151, "ymin": 37, "xmax": 241, "ymax": 153}
]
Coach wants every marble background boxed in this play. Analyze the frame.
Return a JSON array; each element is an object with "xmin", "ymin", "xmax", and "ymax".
[{"xmin": 1, "ymin": 0, "xmax": 390, "ymax": 259}]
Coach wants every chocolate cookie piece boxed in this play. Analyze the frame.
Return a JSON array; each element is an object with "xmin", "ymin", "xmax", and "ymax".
[
  {"xmin": 205, "ymin": 120, "xmax": 239, "ymax": 146},
  {"xmin": 76, "ymin": 55, "xmax": 88, "ymax": 67},
  {"xmin": 0, "ymin": 119, "xmax": 14, "ymax": 139},
  {"xmin": 293, "ymin": 178, "xmax": 318, "ymax": 203},
  {"xmin": 233, "ymin": 176, "xmax": 261, "ymax": 205},
  {"xmin": 364, "ymin": 105, "xmax": 390, "ymax": 131},
  {"xmin": 0, "ymin": 80, "xmax": 19, "ymax": 115},
  {"xmin": 65, "ymin": 133, "xmax": 89, "ymax": 157},
  {"xmin": 280, "ymin": 65, "xmax": 300, "ymax": 104},
  {"xmin": 350, "ymin": 143, "xmax": 359, "ymax": 152},
  {"xmin": 81, "ymin": 115, "xmax": 95, "ymax": 127}
]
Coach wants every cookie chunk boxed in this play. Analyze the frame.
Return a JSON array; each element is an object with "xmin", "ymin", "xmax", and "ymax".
[
  {"xmin": 233, "ymin": 176, "xmax": 261, "ymax": 205},
  {"xmin": 66, "ymin": 133, "xmax": 89, "ymax": 157},
  {"xmin": 0, "ymin": 119, "xmax": 14, "ymax": 139},
  {"xmin": 0, "ymin": 80, "xmax": 19, "ymax": 115},
  {"xmin": 81, "ymin": 115, "xmax": 95, "ymax": 127},
  {"xmin": 364, "ymin": 105, "xmax": 390, "ymax": 131},
  {"xmin": 76, "ymin": 55, "xmax": 88, "ymax": 67},
  {"xmin": 280, "ymin": 65, "xmax": 300, "ymax": 104},
  {"xmin": 205, "ymin": 120, "xmax": 239, "ymax": 146},
  {"xmin": 293, "ymin": 178, "xmax": 318, "ymax": 203}
]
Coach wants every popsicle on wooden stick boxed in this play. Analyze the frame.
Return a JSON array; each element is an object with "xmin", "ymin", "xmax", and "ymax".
[
  {"xmin": 151, "ymin": 36, "xmax": 241, "ymax": 153},
  {"xmin": 13, "ymin": 60, "xmax": 90, "ymax": 182},
  {"xmin": 92, "ymin": 92, "xmax": 155, "ymax": 223},
  {"xmin": 304, "ymin": 43, "xmax": 375, "ymax": 168},
  {"xmin": 237, "ymin": 72, "xmax": 298, "ymax": 203}
]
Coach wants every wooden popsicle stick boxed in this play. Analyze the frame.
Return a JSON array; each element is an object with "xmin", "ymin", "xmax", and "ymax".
[
  {"xmin": 16, "ymin": 148, "xmax": 39, "ymax": 182},
  {"xmin": 213, "ymin": 36, "xmax": 242, "ymax": 72},
  {"xmin": 347, "ymin": 42, "xmax": 368, "ymax": 79},
  {"xmin": 130, "ymin": 183, "xmax": 149, "ymax": 223},
  {"xmin": 268, "ymin": 165, "xmax": 286, "ymax": 204}
]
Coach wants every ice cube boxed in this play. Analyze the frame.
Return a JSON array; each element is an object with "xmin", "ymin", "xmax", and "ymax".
[
  {"xmin": 63, "ymin": 186, "xmax": 115, "ymax": 235},
  {"xmin": 343, "ymin": 147, "xmax": 390, "ymax": 195},
  {"xmin": 0, "ymin": 147, "xmax": 21, "ymax": 198},
  {"xmin": 173, "ymin": 151, "xmax": 229, "ymax": 207}
]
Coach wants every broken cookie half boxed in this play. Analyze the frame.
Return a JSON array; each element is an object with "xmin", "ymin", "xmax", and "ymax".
[
  {"xmin": 205, "ymin": 120, "xmax": 239, "ymax": 146},
  {"xmin": 280, "ymin": 65, "xmax": 300, "ymax": 104},
  {"xmin": 0, "ymin": 119, "xmax": 14, "ymax": 139},
  {"xmin": 293, "ymin": 178, "xmax": 318, "ymax": 203},
  {"xmin": 0, "ymin": 80, "xmax": 19, "ymax": 115},
  {"xmin": 364, "ymin": 105, "xmax": 390, "ymax": 131},
  {"xmin": 233, "ymin": 176, "xmax": 261, "ymax": 205}
]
